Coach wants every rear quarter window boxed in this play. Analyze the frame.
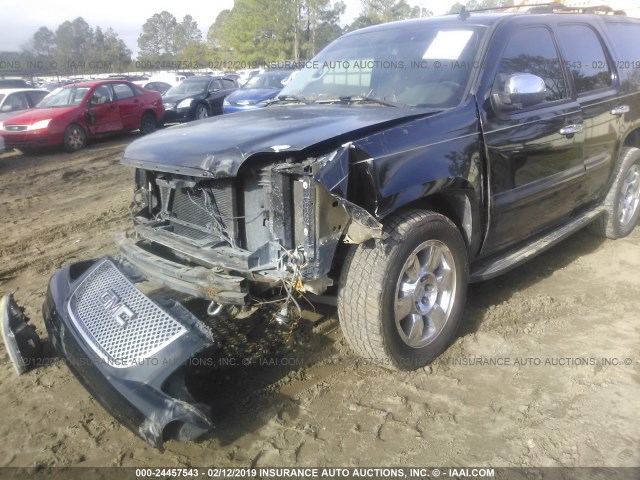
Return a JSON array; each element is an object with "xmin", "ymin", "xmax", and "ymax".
[{"xmin": 604, "ymin": 21, "xmax": 640, "ymax": 91}]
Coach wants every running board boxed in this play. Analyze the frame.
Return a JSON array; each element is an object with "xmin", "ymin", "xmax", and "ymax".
[{"xmin": 470, "ymin": 207, "xmax": 605, "ymax": 282}]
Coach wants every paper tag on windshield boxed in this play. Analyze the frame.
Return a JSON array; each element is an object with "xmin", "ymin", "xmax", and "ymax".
[{"xmin": 423, "ymin": 31, "xmax": 474, "ymax": 60}]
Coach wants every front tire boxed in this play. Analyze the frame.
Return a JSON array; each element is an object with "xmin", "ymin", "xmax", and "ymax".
[
  {"xmin": 195, "ymin": 104, "xmax": 209, "ymax": 120},
  {"xmin": 63, "ymin": 124, "xmax": 86, "ymax": 152},
  {"xmin": 338, "ymin": 210, "xmax": 468, "ymax": 371},
  {"xmin": 589, "ymin": 147, "xmax": 640, "ymax": 239}
]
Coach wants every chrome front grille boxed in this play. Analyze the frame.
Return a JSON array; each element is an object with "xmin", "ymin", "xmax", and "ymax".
[
  {"xmin": 4, "ymin": 125, "xmax": 28, "ymax": 131},
  {"xmin": 67, "ymin": 259, "xmax": 186, "ymax": 368}
]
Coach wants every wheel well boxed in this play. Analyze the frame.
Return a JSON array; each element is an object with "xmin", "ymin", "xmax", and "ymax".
[
  {"xmin": 65, "ymin": 123, "xmax": 85, "ymax": 133},
  {"xmin": 392, "ymin": 192, "xmax": 474, "ymax": 251},
  {"xmin": 142, "ymin": 110, "xmax": 156, "ymax": 121},
  {"xmin": 623, "ymin": 128, "xmax": 640, "ymax": 150}
]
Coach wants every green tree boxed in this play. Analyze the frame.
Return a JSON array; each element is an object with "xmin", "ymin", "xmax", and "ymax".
[
  {"xmin": 347, "ymin": 0, "xmax": 421, "ymax": 31},
  {"xmin": 207, "ymin": 10, "xmax": 231, "ymax": 49},
  {"xmin": 103, "ymin": 28, "xmax": 133, "ymax": 72},
  {"xmin": 138, "ymin": 11, "xmax": 178, "ymax": 59},
  {"xmin": 174, "ymin": 15, "xmax": 203, "ymax": 55},
  {"xmin": 214, "ymin": 0, "xmax": 345, "ymax": 64},
  {"xmin": 298, "ymin": 0, "xmax": 346, "ymax": 59},
  {"xmin": 31, "ymin": 26, "xmax": 56, "ymax": 58},
  {"xmin": 179, "ymin": 41, "xmax": 214, "ymax": 68},
  {"xmin": 55, "ymin": 17, "xmax": 94, "ymax": 74},
  {"xmin": 218, "ymin": 0, "xmax": 297, "ymax": 63}
]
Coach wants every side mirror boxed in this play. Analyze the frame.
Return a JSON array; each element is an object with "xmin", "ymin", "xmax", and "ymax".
[{"xmin": 495, "ymin": 73, "xmax": 547, "ymax": 110}]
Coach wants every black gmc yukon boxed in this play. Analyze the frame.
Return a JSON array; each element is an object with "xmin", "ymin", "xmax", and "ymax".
[{"xmin": 3, "ymin": 7, "xmax": 640, "ymax": 448}]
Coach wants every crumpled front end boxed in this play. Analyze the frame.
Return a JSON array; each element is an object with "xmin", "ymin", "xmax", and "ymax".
[
  {"xmin": 125, "ymin": 145, "xmax": 383, "ymax": 307},
  {"xmin": 41, "ymin": 257, "xmax": 215, "ymax": 450}
]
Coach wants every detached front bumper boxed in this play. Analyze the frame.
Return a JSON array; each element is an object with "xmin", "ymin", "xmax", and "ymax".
[{"xmin": 41, "ymin": 257, "xmax": 214, "ymax": 450}]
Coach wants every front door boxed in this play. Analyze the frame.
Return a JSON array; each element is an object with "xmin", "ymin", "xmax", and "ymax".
[
  {"xmin": 479, "ymin": 22, "xmax": 585, "ymax": 256},
  {"xmin": 86, "ymin": 84, "xmax": 122, "ymax": 134}
]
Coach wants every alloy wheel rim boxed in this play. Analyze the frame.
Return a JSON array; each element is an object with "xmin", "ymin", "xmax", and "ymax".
[
  {"xmin": 68, "ymin": 128, "xmax": 83, "ymax": 150},
  {"xmin": 197, "ymin": 106, "xmax": 208, "ymax": 119},
  {"xmin": 619, "ymin": 164, "xmax": 640, "ymax": 226},
  {"xmin": 394, "ymin": 239, "xmax": 456, "ymax": 348}
]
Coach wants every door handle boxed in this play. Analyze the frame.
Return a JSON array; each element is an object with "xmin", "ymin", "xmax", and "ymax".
[
  {"xmin": 610, "ymin": 105, "xmax": 629, "ymax": 116},
  {"xmin": 559, "ymin": 124, "xmax": 584, "ymax": 136}
]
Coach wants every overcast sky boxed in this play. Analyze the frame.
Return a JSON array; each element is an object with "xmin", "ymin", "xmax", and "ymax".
[{"xmin": 0, "ymin": 0, "xmax": 457, "ymax": 55}]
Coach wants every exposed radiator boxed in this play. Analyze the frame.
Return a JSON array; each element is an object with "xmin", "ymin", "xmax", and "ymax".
[{"xmin": 157, "ymin": 178, "xmax": 236, "ymax": 243}]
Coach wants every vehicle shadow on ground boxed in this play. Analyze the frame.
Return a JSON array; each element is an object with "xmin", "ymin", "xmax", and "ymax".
[
  {"xmin": 460, "ymin": 229, "xmax": 608, "ymax": 336},
  {"xmin": 182, "ymin": 303, "xmax": 340, "ymax": 446}
]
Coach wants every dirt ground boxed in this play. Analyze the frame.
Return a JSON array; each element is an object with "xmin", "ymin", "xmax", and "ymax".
[{"xmin": 0, "ymin": 136, "xmax": 638, "ymax": 469}]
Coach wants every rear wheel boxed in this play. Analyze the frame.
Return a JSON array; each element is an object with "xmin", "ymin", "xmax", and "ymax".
[
  {"xmin": 140, "ymin": 112, "xmax": 157, "ymax": 135},
  {"xmin": 588, "ymin": 147, "xmax": 640, "ymax": 238},
  {"xmin": 63, "ymin": 124, "xmax": 86, "ymax": 152},
  {"xmin": 338, "ymin": 210, "xmax": 468, "ymax": 371}
]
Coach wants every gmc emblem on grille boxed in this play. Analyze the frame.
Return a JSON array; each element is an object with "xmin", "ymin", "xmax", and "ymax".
[{"xmin": 98, "ymin": 290, "xmax": 136, "ymax": 328}]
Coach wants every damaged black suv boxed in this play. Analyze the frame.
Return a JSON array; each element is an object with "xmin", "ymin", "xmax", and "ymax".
[{"xmin": 4, "ymin": 7, "xmax": 640, "ymax": 448}]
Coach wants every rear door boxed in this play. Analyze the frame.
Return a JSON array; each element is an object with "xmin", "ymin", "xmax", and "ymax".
[
  {"xmin": 556, "ymin": 23, "xmax": 620, "ymax": 204},
  {"xmin": 479, "ymin": 21, "xmax": 585, "ymax": 256},
  {"xmin": 112, "ymin": 82, "xmax": 142, "ymax": 130}
]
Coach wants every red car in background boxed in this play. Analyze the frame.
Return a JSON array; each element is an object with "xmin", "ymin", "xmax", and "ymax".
[{"xmin": 0, "ymin": 80, "xmax": 164, "ymax": 152}]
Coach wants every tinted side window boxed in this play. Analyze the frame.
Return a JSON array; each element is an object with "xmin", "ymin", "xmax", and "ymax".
[
  {"xmin": 113, "ymin": 83, "xmax": 135, "ymax": 99},
  {"xmin": 556, "ymin": 24, "xmax": 612, "ymax": 95},
  {"xmin": 604, "ymin": 22, "xmax": 640, "ymax": 90},
  {"xmin": 222, "ymin": 79, "xmax": 236, "ymax": 89},
  {"xmin": 497, "ymin": 27, "xmax": 566, "ymax": 102},
  {"xmin": 209, "ymin": 80, "xmax": 223, "ymax": 91}
]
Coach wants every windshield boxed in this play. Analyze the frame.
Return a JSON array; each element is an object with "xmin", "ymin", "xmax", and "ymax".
[
  {"xmin": 165, "ymin": 78, "xmax": 210, "ymax": 96},
  {"xmin": 37, "ymin": 86, "xmax": 90, "ymax": 107},
  {"xmin": 242, "ymin": 71, "xmax": 292, "ymax": 90},
  {"xmin": 279, "ymin": 25, "xmax": 486, "ymax": 108}
]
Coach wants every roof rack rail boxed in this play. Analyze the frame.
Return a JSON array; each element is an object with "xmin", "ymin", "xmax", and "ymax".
[
  {"xmin": 453, "ymin": 2, "xmax": 626, "ymax": 19},
  {"xmin": 528, "ymin": 3, "xmax": 625, "ymax": 15}
]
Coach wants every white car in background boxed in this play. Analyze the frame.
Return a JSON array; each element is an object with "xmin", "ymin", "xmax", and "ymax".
[{"xmin": 0, "ymin": 88, "xmax": 49, "ymax": 122}]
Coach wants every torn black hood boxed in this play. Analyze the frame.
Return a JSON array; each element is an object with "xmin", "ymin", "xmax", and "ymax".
[{"xmin": 122, "ymin": 105, "xmax": 432, "ymax": 177}]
